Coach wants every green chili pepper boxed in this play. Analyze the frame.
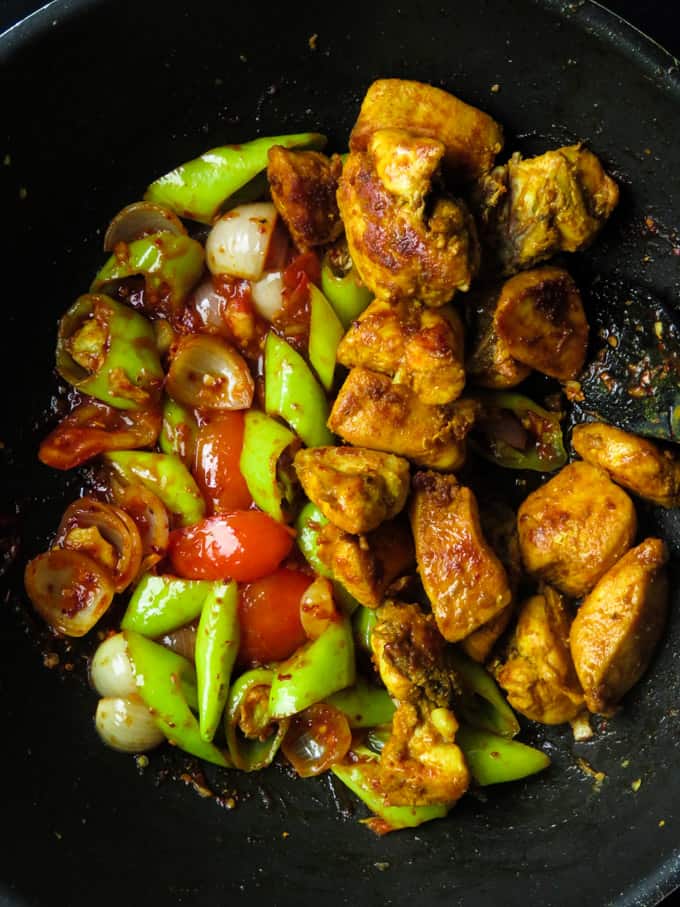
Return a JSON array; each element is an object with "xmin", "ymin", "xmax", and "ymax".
[
  {"xmin": 196, "ymin": 580, "xmax": 239, "ymax": 742},
  {"xmin": 456, "ymin": 725, "xmax": 550, "ymax": 786},
  {"xmin": 56, "ymin": 294, "xmax": 163, "ymax": 411},
  {"xmin": 123, "ymin": 630, "xmax": 230, "ymax": 767},
  {"xmin": 144, "ymin": 133, "xmax": 327, "ymax": 224},
  {"xmin": 308, "ymin": 285, "xmax": 344, "ymax": 392},
  {"xmin": 366, "ymin": 726, "xmax": 391, "ymax": 755},
  {"xmin": 239, "ymin": 410, "xmax": 297, "ymax": 523},
  {"xmin": 160, "ymin": 396, "xmax": 199, "ymax": 467},
  {"xmin": 320, "ymin": 248, "xmax": 372, "ymax": 329},
  {"xmin": 104, "ymin": 451, "xmax": 205, "ymax": 527},
  {"xmin": 121, "ymin": 573, "xmax": 213, "ymax": 637},
  {"xmin": 352, "ymin": 606, "xmax": 379, "ymax": 654},
  {"xmin": 264, "ymin": 333, "xmax": 334, "ymax": 448},
  {"xmin": 326, "ymin": 679, "xmax": 395, "ymax": 728},
  {"xmin": 225, "ymin": 668, "xmax": 289, "ymax": 771},
  {"xmin": 450, "ymin": 648, "xmax": 520, "ymax": 738},
  {"xmin": 331, "ymin": 762, "xmax": 449, "ymax": 832},
  {"xmin": 269, "ymin": 616, "xmax": 356, "ymax": 718},
  {"xmin": 295, "ymin": 502, "xmax": 360, "ymax": 613},
  {"xmin": 470, "ymin": 391, "xmax": 567, "ymax": 472},
  {"xmin": 91, "ymin": 232, "xmax": 204, "ymax": 316}
]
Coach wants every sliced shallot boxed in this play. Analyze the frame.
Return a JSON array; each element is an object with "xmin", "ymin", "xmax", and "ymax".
[{"xmin": 206, "ymin": 202, "xmax": 278, "ymax": 281}]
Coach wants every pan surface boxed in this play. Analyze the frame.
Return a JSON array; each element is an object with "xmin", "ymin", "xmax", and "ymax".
[{"xmin": 2, "ymin": 1, "xmax": 680, "ymax": 905}]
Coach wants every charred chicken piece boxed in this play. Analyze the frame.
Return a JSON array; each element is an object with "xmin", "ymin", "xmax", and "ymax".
[
  {"xmin": 465, "ymin": 283, "xmax": 531, "ymax": 389},
  {"xmin": 473, "ymin": 144, "xmax": 619, "ymax": 274},
  {"xmin": 518, "ymin": 461, "xmax": 637, "ymax": 598},
  {"xmin": 338, "ymin": 129, "xmax": 479, "ymax": 306},
  {"xmin": 493, "ymin": 267, "xmax": 589, "ymax": 380},
  {"xmin": 267, "ymin": 147, "xmax": 343, "ymax": 250},
  {"xmin": 572, "ymin": 422, "xmax": 680, "ymax": 508},
  {"xmin": 293, "ymin": 446, "xmax": 410, "ymax": 535},
  {"xmin": 570, "ymin": 538, "xmax": 669, "ymax": 716},
  {"xmin": 328, "ymin": 368, "xmax": 478, "ymax": 470},
  {"xmin": 495, "ymin": 586, "xmax": 584, "ymax": 724},
  {"xmin": 410, "ymin": 471, "xmax": 512, "ymax": 642},
  {"xmin": 336, "ymin": 298, "xmax": 466, "ymax": 404},
  {"xmin": 349, "ymin": 78, "xmax": 503, "ymax": 183}
]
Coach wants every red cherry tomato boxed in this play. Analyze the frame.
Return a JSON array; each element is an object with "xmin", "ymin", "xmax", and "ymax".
[
  {"xmin": 168, "ymin": 512, "xmax": 293, "ymax": 582},
  {"xmin": 238, "ymin": 568, "xmax": 312, "ymax": 665},
  {"xmin": 193, "ymin": 413, "xmax": 253, "ymax": 514}
]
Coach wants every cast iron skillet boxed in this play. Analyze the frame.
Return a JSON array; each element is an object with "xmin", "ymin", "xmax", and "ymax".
[{"xmin": 2, "ymin": 2, "xmax": 680, "ymax": 905}]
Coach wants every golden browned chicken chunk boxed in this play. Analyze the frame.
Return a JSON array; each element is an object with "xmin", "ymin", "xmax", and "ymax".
[
  {"xmin": 465, "ymin": 283, "xmax": 531, "ymax": 389},
  {"xmin": 336, "ymin": 298, "xmax": 466, "ymax": 404},
  {"xmin": 370, "ymin": 601, "xmax": 453, "ymax": 705},
  {"xmin": 570, "ymin": 538, "xmax": 669, "ymax": 715},
  {"xmin": 266, "ymin": 147, "xmax": 343, "ymax": 250},
  {"xmin": 572, "ymin": 422, "xmax": 680, "ymax": 508},
  {"xmin": 316, "ymin": 517, "xmax": 415, "ymax": 609},
  {"xmin": 328, "ymin": 367, "xmax": 478, "ymax": 470},
  {"xmin": 494, "ymin": 267, "xmax": 588, "ymax": 380},
  {"xmin": 473, "ymin": 144, "xmax": 619, "ymax": 274},
  {"xmin": 337, "ymin": 129, "xmax": 479, "ymax": 306},
  {"xmin": 517, "ymin": 461, "xmax": 637, "ymax": 598},
  {"xmin": 495, "ymin": 586, "xmax": 584, "ymax": 724},
  {"xmin": 410, "ymin": 472, "xmax": 512, "ymax": 642},
  {"xmin": 349, "ymin": 78, "xmax": 503, "ymax": 182},
  {"xmin": 293, "ymin": 446, "xmax": 410, "ymax": 534}
]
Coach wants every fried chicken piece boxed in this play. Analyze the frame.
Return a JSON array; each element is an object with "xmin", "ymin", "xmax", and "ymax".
[
  {"xmin": 316, "ymin": 517, "xmax": 415, "ymax": 609},
  {"xmin": 328, "ymin": 368, "xmax": 477, "ymax": 471},
  {"xmin": 336, "ymin": 298, "xmax": 466, "ymax": 404},
  {"xmin": 338, "ymin": 129, "xmax": 479, "ymax": 306},
  {"xmin": 518, "ymin": 461, "xmax": 637, "ymax": 598},
  {"xmin": 572, "ymin": 422, "xmax": 680, "ymax": 508},
  {"xmin": 465, "ymin": 283, "xmax": 531, "ymax": 389},
  {"xmin": 410, "ymin": 472, "xmax": 512, "ymax": 642},
  {"xmin": 473, "ymin": 144, "xmax": 619, "ymax": 274},
  {"xmin": 293, "ymin": 446, "xmax": 410, "ymax": 534},
  {"xmin": 266, "ymin": 147, "xmax": 343, "ymax": 250},
  {"xmin": 495, "ymin": 586, "xmax": 584, "ymax": 724},
  {"xmin": 494, "ymin": 267, "xmax": 588, "ymax": 380},
  {"xmin": 570, "ymin": 538, "xmax": 669, "ymax": 715},
  {"xmin": 349, "ymin": 78, "xmax": 503, "ymax": 183}
]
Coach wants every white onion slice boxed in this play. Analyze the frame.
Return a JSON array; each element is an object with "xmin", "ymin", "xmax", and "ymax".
[
  {"xmin": 206, "ymin": 202, "xmax": 278, "ymax": 281},
  {"xmin": 251, "ymin": 271, "xmax": 284, "ymax": 322},
  {"xmin": 90, "ymin": 633, "xmax": 136, "ymax": 698},
  {"xmin": 189, "ymin": 277, "xmax": 228, "ymax": 331},
  {"xmin": 103, "ymin": 201, "xmax": 186, "ymax": 251},
  {"xmin": 95, "ymin": 696, "xmax": 165, "ymax": 753}
]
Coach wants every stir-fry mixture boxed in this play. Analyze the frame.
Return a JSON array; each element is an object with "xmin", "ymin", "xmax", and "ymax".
[{"xmin": 24, "ymin": 79, "xmax": 678, "ymax": 835}]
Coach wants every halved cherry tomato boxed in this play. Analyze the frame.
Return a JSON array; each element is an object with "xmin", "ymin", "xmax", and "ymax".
[
  {"xmin": 281, "ymin": 702, "xmax": 352, "ymax": 777},
  {"xmin": 238, "ymin": 568, "xmax": 311, "ymax": 665},
  {"xmin": 193, "ymin": 413, "xmax": 253, "ymax": 513},
  {"xmin": 168, "ymin": 512, "xmax": 293, "ymax": 582}
]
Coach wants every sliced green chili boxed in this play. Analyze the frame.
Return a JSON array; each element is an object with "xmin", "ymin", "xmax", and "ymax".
[
  {"xmin": 456, "ymin": 725, "xmax": 550, "ymax": 786},
  {"xmin": 239, "ymin": 410, "xmax": 297, "ymax": 522},
  {"xmin": 308, "ymin": 285, "xmax": 344, "ymax": 392},
  {"xmin": 160, "ymin": 396, "xmax": 199, "ymax": 467},
  {"xmin": 123, "ymin": 630, "xmax": 230, "ymax": 767},
  {"xmin": 225, "ymin": 668, "xmax": 289, "ymax": 771},
  {"xmin": 104, "ymin": 450, "xmax": 205, "ymax": 527},
  {"xmin": 91, "ymin": 232, "xmax": 204, "ymax": 316},
  {"xmin": 196, "ymin": 580, "xmax": 239, "ymax": 742},
  {"xmin": 56, "ymin": 294, "xmax": 163, "ymax": 410},
  {"xmin": 144, "ymin": 133, "xmax": 327, "ymax": 224},
  {"xmin": 121, "ymin": 573, "xmax": 213, "ymax": 637},
  {"xmin": 269, "ymin": 616, "xmax": 355, "ymax": 718},
  {"xmin": 450, "ymin": 648, "xmax": 520, "ymax": 738},
  {"xmin": 352, "ymin": 606, "xmax": 379, "ymax": 654},
  {"xmin": 264, "ymin": 333, "xmax": 334, "ymax": 448},
  {"xmin": 326, "ymin": 679, "xmax": 395, "ymax": 728},
  {"xmin": 320, "ymin": 249, "xmax": 372, "ymax": 329},
  {"xmin": 295, "ymin": 502, "xmax": 360, "ymax": 613}
]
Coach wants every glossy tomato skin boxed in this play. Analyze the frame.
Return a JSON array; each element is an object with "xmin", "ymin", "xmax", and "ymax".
[
  {"xmin": 168, "ymin": 512, "xmax": 293, "ymax": 582},
  {"xmin": 193, "ymin": 413, "xmax": 253, "ymax": 513},
  {"xmin": 238, "ymin": 568, "xmax": 311, "ymax": 664}
]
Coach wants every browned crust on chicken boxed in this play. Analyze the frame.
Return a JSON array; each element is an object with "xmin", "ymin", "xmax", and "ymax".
[{"xmin": 465, "ymin": 282, "xmax": 532, "ymax": 389}]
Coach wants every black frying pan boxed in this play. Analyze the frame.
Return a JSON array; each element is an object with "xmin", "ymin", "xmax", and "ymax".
[{"xmin": 2, "ymin": 2, "xmax": 680, "ymax": 905}]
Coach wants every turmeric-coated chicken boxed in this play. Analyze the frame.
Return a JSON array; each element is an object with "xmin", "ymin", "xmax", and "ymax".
[
  {"xmin": 336, "ymin": 299, "xmax": 466, "ymax": 404},
  {"xmin": 337, "ymin": 129, "xmax": 480, "ymax": 306},
  {"xmin": 465, "ymin": 283, "xmax": 531, "ymax": 389},
  {"xmin": 495, "ymin": 586, "xmax": 584, "ymax": 724},
  {"xmin": 570, "ymin": 538, "xmax": 669, "ymax": 715},
  {"xmin": 349, "ymin": 78, "xmax": 503, "ymax": 183},
  {"xmin": 572, "ymin": 422, "xmax": 680, "ymax": 508},
  {"xmin": 473, "ymin": 144, "xmax": 619, "ymax": 274},
  {"xmin": 328, "ymin": 367, "xmax": 478, "ymax": 470},
  {"xmin": 293, "ymin": 446, "xmax": 410, "ymax": 534},
  {"xmin": 410, "ymin": 471, "xmax": 512, "ymax": 642},
  {"xmin": 266, "ymin": 147, "xmax": 343, "ymax": 250},
  {"xmin": 518, "ymin": 461, "xmax": 637, "ymax": 598},
  {"xmin": 493, "ymin": 267, "xmax": 589, "ymax": 380},
  {"xmin": 316, "ymin": 516, "xmax": 415, "ymax": 609}
]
